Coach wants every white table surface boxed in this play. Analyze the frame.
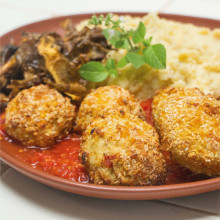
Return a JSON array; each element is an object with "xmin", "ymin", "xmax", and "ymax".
[{"xmin": 0, "ymin": 0, "xmax": 220, "ymax": 219}]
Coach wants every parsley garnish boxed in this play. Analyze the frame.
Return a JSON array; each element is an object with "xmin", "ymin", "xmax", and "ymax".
[{"xmin": 79, "ymin": 14, "xmax": 166, "ymax": 82}]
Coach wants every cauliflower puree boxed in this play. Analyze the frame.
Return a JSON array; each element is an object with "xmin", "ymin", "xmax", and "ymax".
[{"xmin": 77, "ymin": 13, "xmax": 220, "ymax": 99}]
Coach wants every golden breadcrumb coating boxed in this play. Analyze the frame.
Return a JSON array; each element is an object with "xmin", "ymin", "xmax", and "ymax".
[
  {"xmin": 152, "ymin": 87, "xmax": 220, "ymax": 176},
  {"xmin": 81, "ymin": 113, "xmax": 166, "ymax": 186},
  {"xmin": 75, "ymin": 85, "xmax": 146, "ymax": 132},
  {"xmin": 5, "ymin": 85, "xmax": 76, "ymax": 147}
]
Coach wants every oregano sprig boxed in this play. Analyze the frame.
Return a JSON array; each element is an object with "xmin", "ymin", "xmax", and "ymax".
[{"xmin": 79, "ymin": 14, "xmax": 167, "ymax": 82}]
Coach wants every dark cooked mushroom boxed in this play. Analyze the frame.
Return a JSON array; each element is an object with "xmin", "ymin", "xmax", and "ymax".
[
  {"xmin": 0, "ymin": 21, "xmax": 112, "ymax": 112},
  {"xmin": 62, "ymin": 19, "xmax": 111, "ymax": 63},
  {"xmin": 0, "ymin": 44, "xmax": 18, "ymax": 64},
  {"xmin": 42, "ymin": 77, "xmax": 87, "ymax": 100},
  {"xmin": 0, "ymin": 93, "xmax": 9, "ymax": 112}
]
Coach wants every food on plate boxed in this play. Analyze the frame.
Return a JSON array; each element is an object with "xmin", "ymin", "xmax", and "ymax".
[
  {"xmin": 37, "ymin": 34, "xmax": 87, "ymax": 101},
  {"xmin": 75, "ymin": 85, "xmax": 146, "ymax": 132},
  {"xmin": 152, "ymin": 87, "xmax": 220, "ymax": 176},
  {"xmin": 5, "ymin": 85, "xmax": 76, "ymax": 147},
  {"xmin": 0, "ymin": 24, "xmax": 111, "ymax": 110},
  {"xmin": 78, "ymin": 13, "xmax": 220, "ymax": 99},
  {"xmin": 81, "ymin": 113, "xmax": 166, "ymax": 185},
  {"xmin": 78, "ymin": 14, "xmax": 167, "ymax": 85},
  {"xmin": 109, "ymin": 13, "xmax": 220, "ymax": 100},
  {"xmin": 0, "ymin": 13, "xmax": 220, "ymax": 186}
]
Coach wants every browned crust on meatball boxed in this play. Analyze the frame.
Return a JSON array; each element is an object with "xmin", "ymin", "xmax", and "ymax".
[
  {"xmin": 5, "ymin": 85, "xmax": 76, "ymax": 147},
  {"xmin": 75, "ymin": 86, "xmax": 146, "ymax": 133},
  {"xmin": 81, "ymin": 113, "xmax": 166, "ymax": 186},
  {"xmin": 152, "ymin": 87, "xmax": 220, "ymax": 176}
]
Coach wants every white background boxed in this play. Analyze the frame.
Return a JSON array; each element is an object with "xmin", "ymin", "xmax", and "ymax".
[{"xmin": 0, "ymin": 0, "xmax": 220, "ymax": 219}]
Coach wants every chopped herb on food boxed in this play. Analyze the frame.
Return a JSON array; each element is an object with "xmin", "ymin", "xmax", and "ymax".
[{"xmin": 79, "ymin": 13, "xmax": 167, "ymax": 82}]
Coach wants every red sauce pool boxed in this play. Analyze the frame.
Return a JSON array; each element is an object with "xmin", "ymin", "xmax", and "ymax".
[
  {"xmin": 18, "ymin": 136, "xmax": 89, "ymax": 182},
  {"xmin": 0, "ymin": 99, "xmax": 208, "ymax": 185},
  {"xmin": 0, "ymin": 113, "xmax": 89, "ymax": 183},
  {"xmin": 140, "ymin": 98, "xmax": 154, "ymax": 126}
]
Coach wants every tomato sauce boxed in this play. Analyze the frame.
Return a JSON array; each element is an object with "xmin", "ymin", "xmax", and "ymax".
[
  {"xmin": 0, "ymin": 99, "xmax": 208, "ymax": 185},
  {"xmin": 18, "ymin": 136, "xmax": 89, "ymax": 182},
  {"xmin": 140, "ymin": 98, "xmax": 154, "ymax": 126},
  {"xmin": 0, "ymin": 114, "xmax": 89, "ymax": 183}
]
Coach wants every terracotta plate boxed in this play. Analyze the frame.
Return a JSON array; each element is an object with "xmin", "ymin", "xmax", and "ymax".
[{"xmin": 0, "ymin": 12, "xmax": 220, "ymax": 200}]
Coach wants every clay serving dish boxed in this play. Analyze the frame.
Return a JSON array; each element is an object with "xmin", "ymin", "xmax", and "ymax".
[{"xmin": 0, "ymin": 12, "xmax": 220, "ymax": 200}]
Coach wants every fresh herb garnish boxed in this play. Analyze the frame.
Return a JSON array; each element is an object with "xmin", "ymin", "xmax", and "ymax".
[
  {"xmin": 79, "ymin": 14, "xmax": 166, "ymax": 82},
  {"xmin": 79, "ymin": 61, "xmax": 109, "ymax": 82}
]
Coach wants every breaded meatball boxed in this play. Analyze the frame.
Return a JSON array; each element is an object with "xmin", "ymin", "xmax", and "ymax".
[
  {"xmin": 153, "ymin": 87, "xmax": 220, "ymax": 176},
  {"xmin": 81, "ymin": 113, "xmax": 166, "ymax": 186},
  {"xmin": 5, "ymin": 85, "xmax": 76, "ymax": 147},
  {"xmin": 75, "ymin": 85, "xmax": 146, "ymax": 132}
]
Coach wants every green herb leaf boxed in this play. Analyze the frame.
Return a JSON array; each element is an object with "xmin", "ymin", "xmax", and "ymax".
[
  {"xmin": 117, "ymin": 57, "xmax": 129, "ymax": 68},
  {"xmin": 103, "ymin": 29, "xmax": 129, "ymax": 49},
  {"xmin": 106, "ymin": 58, "xmax": 118, "ymax": 78},
  {"xmin": 79, "ymin": 61, "xmax": 109, "ymax": 82},
  {"xmin": 143, "ymin": 36, "xmax": 153, "ymax": 47},
  {"xmin": 109, "ymin": 69, "xmax": 118, "ymax": 78},
  {"xmin": 132, "ymin": 22, "xmax": 146, "ymax": 44},
  {"xmin": 143, "ymin": 44, "xmax": 166, "ymax": 69},
  {"xmin": 105, "ymin": 13, "xmax": 112, "ymax": 26},
  {"xmin": 103, "ymin": 29, "xmax": 119, "ymax": 44},
  {"xmin": 126, "ymin": 52, "xmax": 145, "ymax": 69},
  {"xmin": 84, "ymin": 14, "xmax": 167, "ymax": 83},
  {"xmin": 106, "ymin": 58, "xmax": 116, "ymax": 70},
  {"xmin": 88, "ymin": 15, "xmax": 98, "ymax": 25},
  {"xmin": 115, "ymin": 39, "xmax": 130, "ymax": 49}
]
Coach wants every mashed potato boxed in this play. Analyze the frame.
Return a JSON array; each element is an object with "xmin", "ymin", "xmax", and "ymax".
[{"xmin": 77, "ymin": 13, "xmax": 220, "ymax": 99}]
